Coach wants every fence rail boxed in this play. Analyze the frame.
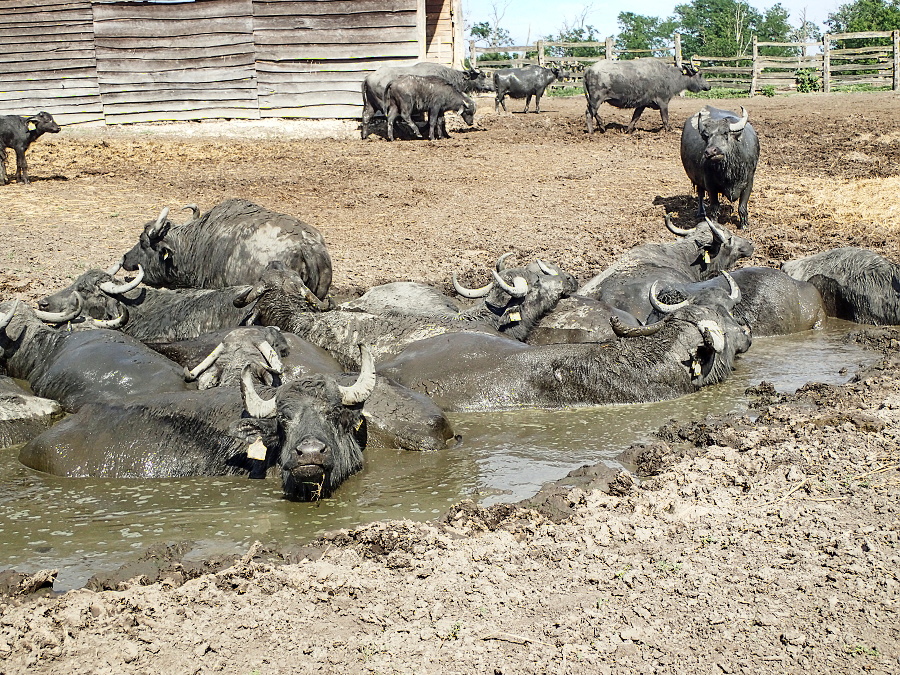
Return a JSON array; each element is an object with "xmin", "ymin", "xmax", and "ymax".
[{"xmin": 471, "ymin": 29, "xmax": 900, "ymax": 95}]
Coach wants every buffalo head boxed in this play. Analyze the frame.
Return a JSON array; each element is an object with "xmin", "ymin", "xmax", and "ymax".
[
  {"xmin": 664, "ymin": 215, "xmax": 754, "ymax": 279},
  {"xmin": 38, "ymin": 264, "xmax": 142, "ymax": 327}
]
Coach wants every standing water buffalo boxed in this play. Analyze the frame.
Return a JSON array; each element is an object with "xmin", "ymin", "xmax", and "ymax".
[
  {"xmin": 0, "ymin": 111, "xmax": 60, "ymax": 184},
  {"xmin": 119, "ymin": 199, "xmax": 332, "ymax": 300},
  {"xmin": 584, "ymin": 58, "xmax": 710, "ymax": 134},
  {"xmin": 781, "ymin": 247, "xmax": 900, "ymax": 325},
  {"xmin": 681, "ymin": 106, "xmax": 760, "ymax": 229},
  {"xmin": 384, "ymin": 75, "xmax": 476, "ymax": 141},
  {"xmin": 361, "ymin": 62, "xmax": 491, "ymax": 139},
  {"xmin": 493, "ymin": 65, "xmax": 560, "ymax": 113}
]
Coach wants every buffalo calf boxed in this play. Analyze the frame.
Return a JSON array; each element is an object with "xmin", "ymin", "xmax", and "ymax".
[{"xmin": 0, "ymin": 111, "xmax": 60, "ymax": 184}]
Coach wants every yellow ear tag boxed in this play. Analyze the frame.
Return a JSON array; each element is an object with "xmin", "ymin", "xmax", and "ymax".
[
  {"xmin": 247, "ymin": 437, "xmax": 267, "ymax": 461},
  {"xmin": 703, "ymin": 250, "xmax": 711, "ymax": 264},
  {"xmin": 162, "ymin": 251, "xmax": 170, "ymax": 260},
  {"xmin": 508, "ymin": 311, "xmax": 522, "ymax": 322}
]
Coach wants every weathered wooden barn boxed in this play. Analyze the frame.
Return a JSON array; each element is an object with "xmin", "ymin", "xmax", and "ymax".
[{"xmin": 0, "ymin": 0, "xmax": 463, "ymax": 124}]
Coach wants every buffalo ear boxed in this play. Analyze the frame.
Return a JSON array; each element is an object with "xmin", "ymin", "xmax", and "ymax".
[
  {"xmin": 158, "ymin": 242, "xmax": 175, "ymax": 263},
  {"xmin": 228, "ymin": 417, "xmax": 279, "ymax": 448}
]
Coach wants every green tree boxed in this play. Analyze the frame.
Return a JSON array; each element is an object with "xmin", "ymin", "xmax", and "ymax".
[
  {"xmin": 674, "ymin": 0, "xmax": 793, "ymax": 57},
  {"xmin": 468, "ymin": 1, "xmax": 515, "ymax": 64},
  {"xmin": 827, "ymin": 0, "xmax": 900, "ymax": 47},
  {"xmin": 616, "ymin": 12, "xmax": 678, "ymax": 58}
]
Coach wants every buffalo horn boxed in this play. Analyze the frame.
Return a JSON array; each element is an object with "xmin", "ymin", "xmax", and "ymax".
[
  {"xmin": 491, "ymin": 269, "xmax": 528, "ymax": 298},
  {"xmin": 146, "ymin": 207, "xmax": 170, "ymax": 240},
  {"xmin": 664, "ymin": 213, "xmax": 697, "ymax": 237},
  {"xmin": 495, "ymin": 252, "xmax": 514, "ymax": 272},
  {"xmin": 610, "ymin": 315, "xmax": 666, "ymax": 337},
  {"xmin": 34, "ymin": 292, "xmax": 82, "ymax": 324},
  {"xmin": 722, "ymin": 270, "xmax": 741, "ymax": 304},
  {"xmin": 698, "ymin": 319, "xmax": 725, "ymax": 352},
  {"xmin": 706, "ymin": 218, "xmax": 729, "ymax": 243},
  {"xmin": 649, "ymin": 281, "xmax": 690, "ymax": 313},
  {"xmin": 184, "ymin": 343, "xmax": 225, "ymax": 382},
  {"xmin": 241, "ymin": 365, "xmax": 278, "ymax": 418},
  {"xmin": 256, "ymin": 340, "xmax": 284, "ymax": 374},
  {"xmin": 0, "ymin": 300, "xmax": 20, "ymax": 330},
  {"xmin": 729, "ymin": 106, "xmax": 749, "ymax": 132},
  {"xmin": 453, "ymin": 273, "xmax": 493, "ymax": 299},
  {"xmin": 99, "ymin": 265, "xmax": 144, "ymax": 295},
  {"xmin": 338, "ymin": 345, "xmax": 376, "ymax": 405},
  {"xmin": 105, "ymin": 257, "xmax": 124, "ymax": 275},
  {"xmin": 537, "ymin": 259, "xmax": 559, "ymax": 276},
  {"xmin": 92, "ymin": 304, "xmax": 129, "ymax": 329},
  {"xmin": 181, "ymin": 204, "xmax": 201, "ymax": 220}
]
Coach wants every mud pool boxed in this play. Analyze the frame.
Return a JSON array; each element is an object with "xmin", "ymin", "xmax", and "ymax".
[{"xmin": 0, "ymin": 320, "xmax": 878, "ymax": 590}]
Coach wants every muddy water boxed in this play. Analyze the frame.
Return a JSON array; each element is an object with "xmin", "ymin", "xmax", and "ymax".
[{"xmin": 0, "ymin": 320, "xmax": 878, "ymax": 589}]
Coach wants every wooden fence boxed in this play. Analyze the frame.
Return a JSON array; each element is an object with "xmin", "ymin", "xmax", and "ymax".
[
  {"xmin": 472, "ymin": 30, "xmax": 900, "ymax": 95},
  {"xmin": 0, "ymin": 0, "xmax": 461, "ymax": 124}
]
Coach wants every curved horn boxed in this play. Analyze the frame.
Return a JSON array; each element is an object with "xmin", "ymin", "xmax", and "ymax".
[
  {"xmin": 610, "ymin": 315, "xmax": 667, "ymax": 337},
  {"xmin": 649, "ymin": 281, "xmax": 690, "ymax": 314},
  {"xmin": 147, "ymin": 207, "xmax": 170, "ymax": 239},
  {"xmin": 99, "ymin": 265, "xmax": 144, "ymax": 295},
  {"xmin": 698, "ymin": 319, "xmax": 725, "ymax": 352},
  {"xmin": 453, "ymin": 273, "xmax": 493, "ymax": 299},
  {"xmin": 491, "ymin": 269, "xmax": 528, "ymax": 298},
  {"xmin": 184, "ymin": 342, "xmax": 225, "ymax": 382},
  {"xmin": 92, "ymin": 304, "xmax": 129, "ymax": 329},
  {"xmin": 537, "ymin": 259, "xmax": 559, "ymax": 276},
  {"xmin": 495, "ymin": 252, "xmax": 515, "ymax": 272},
  {"xmin": 256, "ymin": 340, "xmax": 284, "ymax": 374},
  {"xmin": 105, "ymin": 257, "xmax": 124, "ymax": 275},
  {"xmin": 181, "ymin": 204, "xmax": 200, "ymax": 220},
  {"xmin": 729, "ymin": 106, "xmax": 748, "ymax": 132},
  {"xmin": 722, "ymin": 270, "xmax": 741, "ymax": 304},
  {"xmin": 34, "ymin": 292, "xmax": 82, "ymax": 323},
  {"xmin": 241, "ymin": 365, "xmax": 277, "ymax": 418},
  {"xmin": 664, "ymin": 213, "xmax": 696, "ymax": 237},
  {"xmin": 706, "ymin": 218, "xmax": 729, "ymax": 243},
  {"xmin": 338, "ymin": 345, "xmax": 376, "ymax": 405},
  {"xmin": 0, "ymin": 300, "xmax": 20, "ymax": 330}
]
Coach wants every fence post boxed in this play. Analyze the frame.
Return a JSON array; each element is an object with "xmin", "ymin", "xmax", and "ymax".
[
  {"xmin": 750, "ymin": 35, "xmax": 758, "ymax": 96},
  {"xmin": 606, "ymin": 35, "xmax": 615, "ymax": 60},
  {"xmin": 469, "ymin": 39, "xmax": 476, "ymax": 68},
  {"xmin": 537, "ymin": 39, "xmax": 545, "ymax": 67},
  {"xmin": 893, "ymin": 30, "xmax": 899, "ymax": 91},
  {"xmin": 822, "ymin": 34, "xmax": 831, "ymax": 93},
  {"xmin": 674, "ymin": 32, "xmax": 682, "ymax": 67}
]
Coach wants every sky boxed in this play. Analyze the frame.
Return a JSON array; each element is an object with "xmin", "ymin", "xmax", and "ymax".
[{"xmin": 462, "ymin": 0, "xmax": 845, "ymax": 46}]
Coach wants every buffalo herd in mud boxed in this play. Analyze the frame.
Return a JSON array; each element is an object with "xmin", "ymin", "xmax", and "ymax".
[{"xmin": 2, "ymin": 60, "xmax": 899, "ymax": 504}]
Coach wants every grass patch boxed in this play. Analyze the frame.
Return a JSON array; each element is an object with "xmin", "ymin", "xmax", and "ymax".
[
  {"xmin": 686, "ymin": 87, "xmax": 750, "ymax": 99},
  {"xmin": 831, "ymin": 83, "xmax": 892, "ymax": 93},
  {"xmin": 548, "ymin": 86, "xmax": 584, "ymax": 97}
]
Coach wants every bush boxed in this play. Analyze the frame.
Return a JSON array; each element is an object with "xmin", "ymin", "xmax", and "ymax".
[
  {"xmin": 759, "ymin": 85, "xmax": 776, "ymax": 97},
  {"xmin": 686, "ymin": 87, "xmax": 750, "ymax": 99},
  {"xmin": 795, "ymin": 69, "xmax": 821, "ymax": 93}
]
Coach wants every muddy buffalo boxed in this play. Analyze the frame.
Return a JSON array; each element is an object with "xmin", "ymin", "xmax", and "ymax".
[{"xmin": 493, "ymin": 65, "xmax": 560, "ymax": 114}]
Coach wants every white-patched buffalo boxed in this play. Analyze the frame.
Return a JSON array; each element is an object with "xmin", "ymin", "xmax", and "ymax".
[
  {"xmin": 0, "ymin": 111, "xmax": 60, "ymax": 184},
  {"xmin": 493, "ymin": 65, "xmax": 560, "ymax": 114},
  {"xmin": 577, "ymin": 215, "xmax": 754, "ymax": 321},
  {"xmin": 781, "ymin": 248, "xmax": 900, "ymax": 325},
  {"xmin": 119, "ymin": 199, "xmax": 332, "ymax": 300},
  {"xmin": 384, "ymin": 75, "xmax": 476, "ymax": 141},
  {"xmin": 361, "ymin": 62, "xmax": 491, "ymax": 140},
  {"xmin": 681, "ymin": 106, "xmax": 760, "ymax": 229},
  {"xmin": 583, "ymin": 59, "xmax": 710, "ymax": 134}
]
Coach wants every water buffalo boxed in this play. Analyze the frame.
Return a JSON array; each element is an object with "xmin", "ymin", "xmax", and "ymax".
[
  {"xmin": 384, "ymin": 75, "xmax": 476, "ymax": 141},
  {"xmin": 649, "ymin": 268, "xmax": 825, "ymax": 337},
  {"xmin": 577, "ymin": 215, "xmax": 755, "ymax": 320},
  {"xmin": 19, "ymin": 347, "xmax": 377, "ymax": 501},
  {"xmin": 377, "ymin": 300, "xmax": 750, "ymax": 412},
  {"xmin": 361, "ymin": 62, "xmax": 491, "ymax": 139},
  {"xmin": 0, "ymin": 300, "xmax": 190, "ymax": 413},
  {"xmin": 0, "ymin": 111, "xmax": 60, "ymax": 184},
  {"xmin": 584, "ymin": 59, "xmax": 710, "ymax": 133},
  {"xmin": 493, "ymin": 65, "xmax": 560, "ymax": 113},
  {"xmin": 0, "ymin": 375, "xmax": 61, "ymax": 449},
  {"xmin": 119, "ymin": 199, "xmax": 332, "ymax": 300},
  {"xmin": 681, "ymin": 106, "xmax": 760, "ymax": 229},
  {"xmin": 526, "ymin": 296, "xmax": 643, "ymax": 345},
  {"xmin": 781, "ymin": 248, "xmax": 900, "ymax": 325},
  {"xmin": 37, "ymin": 265, "xmax": 257, "ymax": 342}
]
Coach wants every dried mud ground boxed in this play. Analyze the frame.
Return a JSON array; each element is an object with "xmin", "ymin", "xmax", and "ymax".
[{"xmin": 1, "ymin": 93, "xmax": 899, "ymax": 674}]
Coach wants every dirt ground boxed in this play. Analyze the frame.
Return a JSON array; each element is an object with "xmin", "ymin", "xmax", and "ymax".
[{"xmin": 1, "ymin": 93, "xmax": 899, "ymax": 673}]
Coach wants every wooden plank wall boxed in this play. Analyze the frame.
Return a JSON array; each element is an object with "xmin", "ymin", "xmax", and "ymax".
[
  {"xmin": 253, "ymin": 0, "xmax": 419, "ymax": 119},
  {"xmin": 424, "ymin": 0, "xmax": 453, "ymax": 65},
  {"xmin": 0, "ymin": 0, "xmax": 103, "ymax": 124},
  {"xmin": 92, "ymin": 0, "xmax": 260, "ymax": 124}
]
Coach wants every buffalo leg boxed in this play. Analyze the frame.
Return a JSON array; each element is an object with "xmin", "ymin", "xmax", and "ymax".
[
  {"xmin": 524, "ymin": 94, "xmax": 532, "ymax": 113},
  {"xmin": 585, "ymin": 93, "xmax": 603, "ymax": 134},
  {"xmin": 0, "ymin": 150, "xmax": 7, "ymax": 184},
  {"xmin": 14, "ymin": 148, "xmax": 28, "ymax": 184},
  {"xmin": 707, "ymin": 190, "xmax": 722, "ymax": 222},
  {"xmin": 658, "ymin": 102, "xmax": 671, "ymax": 131},
  {"xmin": 534, "ymin": 92, "xmax": 543, "ymax": 113},
  {"xmin": 695, "ymin": 185, "xmax": 708, "ymax": 219},
  {"xmin": 625, "ymin": 106, "xmax": 646, "ymax": 133},
  {"xmin": 737, "ymin": 178, "xmax": 754, "ymax": 229}
]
